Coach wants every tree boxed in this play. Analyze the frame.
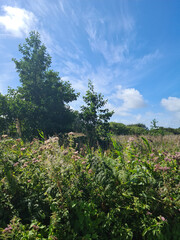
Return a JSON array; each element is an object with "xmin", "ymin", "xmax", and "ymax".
[
  {"xmin": 0, "ymin": 93, "xmax": 9, "ymax": 135},
  {"xmin": 110, "ymin": 122, "xmax": 129, "ymax": 135},
  {"xmin": 80, "ymin": 80, "xmax": 114, "ymax": 147},
  {"xmin": 6, "ymin": 31, "xmax": 78, "ymax": 138},
  {"xmin": 150, "ymin": 119, "xmax": 159, "ymax": 130}
]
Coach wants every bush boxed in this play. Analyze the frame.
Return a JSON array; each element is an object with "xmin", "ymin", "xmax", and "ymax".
[{"xmin": 0, "ymin": 135, "xmax": 179, "ymax": 239}]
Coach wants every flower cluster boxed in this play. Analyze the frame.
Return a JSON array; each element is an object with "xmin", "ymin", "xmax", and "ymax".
[
  {"xmin": 154, "ymin": 164, "xmax": 170, "ymax": 172},
  {"xmin": 2, "ymin": 225, "xmax": 12, "ymax": 233}
]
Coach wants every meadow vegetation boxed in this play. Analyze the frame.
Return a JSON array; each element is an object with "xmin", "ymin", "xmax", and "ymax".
[{"xmin": 0, "ymin": 134, "xmax": 179, "ymax": 239}]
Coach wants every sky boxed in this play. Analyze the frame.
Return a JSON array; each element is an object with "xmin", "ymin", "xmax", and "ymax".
[{"xmin": 0, "ymin": 0, "xmax": 180, "ymax": 128}]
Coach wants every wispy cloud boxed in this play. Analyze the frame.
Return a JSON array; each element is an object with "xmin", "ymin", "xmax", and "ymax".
[{"xmin": 0, "ymin": 6, "xmax": 37, "ymax": 37}]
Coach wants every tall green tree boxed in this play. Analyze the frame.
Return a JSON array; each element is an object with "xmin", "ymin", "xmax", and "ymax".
[
  {"xmin": 80, "ymin": 80, "xmax": 114, "ymax": 147},
  {"xmin": 7, "ymin": 31, "xmax": 78, "ymax": 138},
  {"xmin": 0, "ymin": 93, "xmax": 9, "ymax": 134}
]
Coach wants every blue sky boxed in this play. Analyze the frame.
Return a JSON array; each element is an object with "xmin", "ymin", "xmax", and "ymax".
[{"xmin": 0, "ymin": 0, "xmax": 180, "ymax": 128}]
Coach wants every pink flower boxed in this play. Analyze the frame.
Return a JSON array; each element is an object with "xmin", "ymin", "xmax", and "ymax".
[
  {"xmin": 153, "ymin": 157, "xmax": 159, "ymax": 162},
  {"xmin": 62, "ymin": 150, "xmax": 68, "ymax": 155},
  {"xmin": 21, "ymin": 147, "xmax": 26, "ymax": 151},
  {"xmin": 33, "ymin": 159, "xmax": 39, "ymax": 163},
  {"xmin": 82, "ymin": 161, "xmax": 86, "ymax": 165},
  {"xmin": 13, "ymin": 162, "xmax": 19, "ymax": 167},
  {"xmin": 73, "ymin": 151, "xmax": 78, "ymax": 155},
  {"xmin": 23, "ymin": 163, "xmax": 28, "ymax": 168},
  {"xmin": 88, "ymin": 169, "xmax": 92, "ymax": 174},
  {"xmin": 146, "ymin": 211, "xmax": 152, "ymax": 215},
  {"xmin": 160, "ymin": 216, "xmax": 167, "ymax": 222},
  {"xmin": 3, "ymin": 225, "xmax": 12, "ymax": 233},
  {"xmin": 32, "ymin": 225, "xmax": 39, "ymax": 230},
  {"xmin": 27, "ymin": 179, "xmax": 31, "ymax": 183}
]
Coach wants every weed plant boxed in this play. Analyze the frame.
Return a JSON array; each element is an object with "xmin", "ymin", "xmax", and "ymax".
[{"xmin": 0, "ymin": 134, "xmax": 179, "ymax": 239}]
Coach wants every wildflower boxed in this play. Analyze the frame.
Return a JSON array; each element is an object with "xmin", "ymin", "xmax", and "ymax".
[
  {"xmin": 160, "ymin": 216, "xmax": 167, "ymax": 222},
  {"xmin": 38, "ymin": 155, "xmax": 42, "ymax": 159},
  {"xmin": 13, "ymin": 162, "xmax": 19, "ymax": 167},
  {"xmin": 73, "ymin": 151, "xmax": 79, "ymax": 155},
  {"xmin": 21, "ymin": 147, "xmax": 26, "ymax": 151},
  {"xmin": 32, "ymin": 159, "xmax": 39, "ymax": 163},
  {"xmin": 153, "ymin": 157, "xmax": 159, "ymax": 162},
  {"xmin": 88, "ymin": 169, "xmax": 92, "ymax": 174},
  {"xmin": 32, "ymin": 225, "xmax": 39, "ymax": 230},
  {"xmin": 39, "ymin": 146, "xmax": 45, "ymax": 151},
  {"xmin": 162, "ymin": 166, "xmax": 170, "ymax": 171},
  {"xmin": 2, "ymin": 134, "xmax": 8, "ymax": 138},
  {"xmin": 82, "ymin": 161, "xmax": 86, "ymax": 165},
  {"xmin": 68, "ymin": 132, "xmax": 75, "ymax": 136},
  {"xmin": 27, "ymin": 179, "xmax": 31, "ymax": 183},
  {"xmin": 128, "ymin": 137, "xmax": 135, "ymax": 142},
  {"xmin": 16, "ymin": 138, "xmax": 21, "ymax": 142},
  {"xmin": 52, "ymin": 136, "xmax": 59, "ymax": 141},
  {"xmin": 3, "ymin": 225, "xmax": 12, "ymax": 233},
  {"xmin": 150, "ymin": 153, "xmax": 154, "ymax": 157},
  {"xmin": 62, "ymin": 150, "xmax": 68, "ymax": 155},
  {"xmin": 45, "ymin": 139, "xmax": 50, "ymax": 144},
  {"xmin": 23, "ymin": 163, "xmax": 28, "ymax": 168},
  {"xmin": 154, "ymin": 164, "xmax": 160, "ymax": 171},
  {"xmin": 164, "ymin": 157, "xmax": 171, "ymax": 162},
  {"xmin": 146, "ymin": 211, "xmax": 152, "ymax": 215}
]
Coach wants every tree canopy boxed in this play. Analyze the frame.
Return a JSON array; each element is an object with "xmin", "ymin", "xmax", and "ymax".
[
  {"xmin": 80, "ymin": 80, "xmax": 114, "ymax": 146},
  {"xmin": 4, "ymin": 31, "xmax": 79, "ymax": 138}
]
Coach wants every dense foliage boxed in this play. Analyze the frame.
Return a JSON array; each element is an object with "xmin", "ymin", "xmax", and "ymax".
[
  {"xmin": 80, "ymin": 80, "xmax": 114, "ymax": 147},
  {"xmin": 110, "ymin": 122, "xmax": 180, "ymax": 136},
  {"xmin": 0, "ymin": 32, "xmax": 78, "ymax": 139},
  {"xmin": 0, "ymin": 134, "xmax": 179, "ymax": 239}
]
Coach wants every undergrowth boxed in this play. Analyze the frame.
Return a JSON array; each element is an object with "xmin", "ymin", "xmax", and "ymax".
[{"xmin": 0, "ymin": 134, "xmax": 179, "ymax": 239}]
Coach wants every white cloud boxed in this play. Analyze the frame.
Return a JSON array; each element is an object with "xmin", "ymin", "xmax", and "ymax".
[
  {"xmin": 107, "ymin": 86, "xmax": 146, "ymax": 117},
  {"xmin": 114, "ymin": 85, "xmax": 146, "ymax": 109},
  {"xmin": 161, "ymin": 97, "xmax": 180, "ymax": 112},
  {"xmin": 0, "ymin": 6, "xmax": 37, "ymax": 37}
]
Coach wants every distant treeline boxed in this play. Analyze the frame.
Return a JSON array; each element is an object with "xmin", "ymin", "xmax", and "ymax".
[{"xmin": 110, "ymin": 122, "xmax": 180, "ymax": 136}]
